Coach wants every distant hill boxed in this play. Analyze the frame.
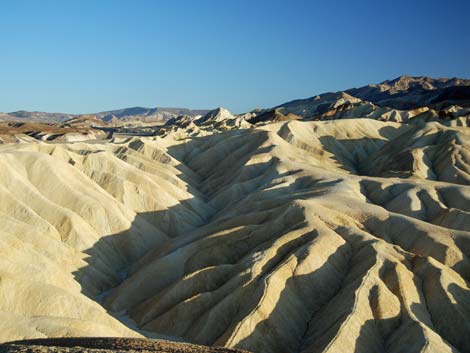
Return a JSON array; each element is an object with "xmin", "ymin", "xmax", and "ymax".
[
  {"xmin": 144, "ymin": 76, "xmax": 470, "ymax": 139},
  {"xmin": 0, "ymin": 107, "xmax": 210, "ymax": 124},
  {"xmin": 266, "ymin": 75, "xmax": 470, "ymax": 124},
  {"xmin": 0, "ymin": 110, "xmax": 75, "ymax": 123},
  {"xmin": 95, "ymin": 107, "xmax": 209, "ymax": 123},
  {"xmin": 2, "ymin": 76, "xmax": 469, "ymax": 129},
  {"xmin": 345, "ymin": 75, "xmax": 470, "ymax": 109}
]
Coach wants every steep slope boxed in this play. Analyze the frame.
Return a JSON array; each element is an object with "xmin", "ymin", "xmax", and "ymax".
[
  {"xmin": 346, "ymin": 76, "xmax": 470, "ymax": 109},
  {"xmin": 263, "ymin": 76, "xmax": 470, "ymax": 125},
  {"xmin": 0, "ymin": 137, "xmax": 209, "ymax": 341},
  {"xmin": 1, "ymin": 118, "xmax": 470, "ymax": 352},
  {"xmin": 156, "ymin": 108, "xmax": 251, "ymax": 139},
  {"xmin": 275, "ymin": 92, "xmax": 361, "ymax": 118},
  {"xmin": 195, "ymin": 107, "xmax": 251, "ymax": 130}
]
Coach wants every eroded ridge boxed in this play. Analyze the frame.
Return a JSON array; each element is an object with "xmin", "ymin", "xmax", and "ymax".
[{"xmin": 0, "ymin": 119, "xmax": 469, "ymax": 353}]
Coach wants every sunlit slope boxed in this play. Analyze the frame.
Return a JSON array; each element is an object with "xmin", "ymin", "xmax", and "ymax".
[{"xmin": 1, "ymin": 119, "xmax": 470, "ymax": 353}]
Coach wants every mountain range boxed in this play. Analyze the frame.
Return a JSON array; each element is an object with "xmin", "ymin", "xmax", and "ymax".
[
  {"xmin": 2, "ymin": 76, "xmax": 469, "ymax": 126},
  {"xmin": 0, "ymin": 107, "xmax": 209, "ymax": 124},
  {"xmin": 154, "ymin": 76, "xmax": 470, "ymax": 139}
]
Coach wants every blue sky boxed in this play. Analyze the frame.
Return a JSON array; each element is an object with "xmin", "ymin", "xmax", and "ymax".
[{"xmin": 1, "ymin": 0, "xmax": 469, "ymax": 113}]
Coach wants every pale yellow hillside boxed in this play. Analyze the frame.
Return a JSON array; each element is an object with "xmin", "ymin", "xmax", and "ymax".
[{"xmin": 1, "ymin": 119, "xmax": 470, "ymax": 353}]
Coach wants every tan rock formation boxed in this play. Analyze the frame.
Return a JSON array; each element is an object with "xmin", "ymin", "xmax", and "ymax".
[{"xmin": 0, "ymin": 118, "xmax": 469, "ymax": 352}]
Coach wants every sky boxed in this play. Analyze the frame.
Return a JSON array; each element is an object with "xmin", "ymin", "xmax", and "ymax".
[{"xmin": 1, "ymin": 0, "xmax": 469, "ymax": 114}]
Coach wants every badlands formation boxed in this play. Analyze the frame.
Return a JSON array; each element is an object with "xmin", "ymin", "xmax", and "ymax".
[{"xmin": 0, "ymin": 76, "xmax": 470, "ymax": 353}]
